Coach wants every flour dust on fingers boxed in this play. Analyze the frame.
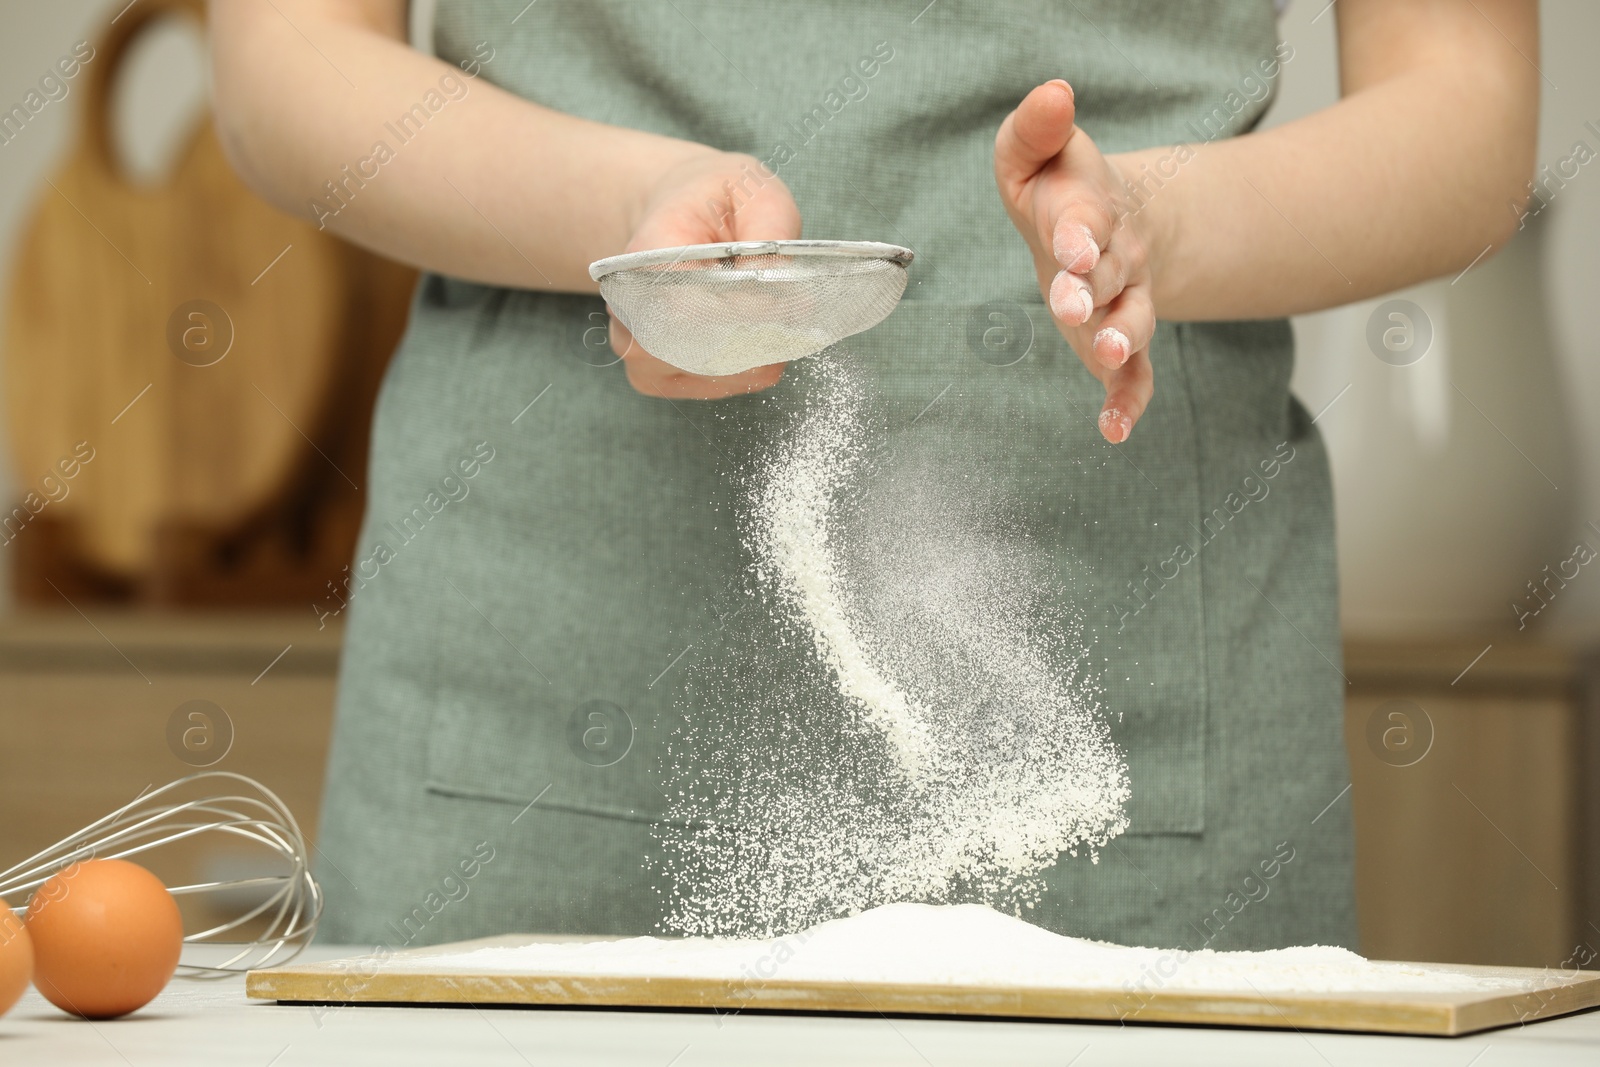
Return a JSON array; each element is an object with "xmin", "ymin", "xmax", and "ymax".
[{"xmin": 656, "ymin": 358, "xmax": 1129, "ymax": 938}]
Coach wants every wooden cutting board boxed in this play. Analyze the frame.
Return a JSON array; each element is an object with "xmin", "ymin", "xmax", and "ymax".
[
  {"xmin": 3, "ymin": 0, "xmax": 355, "ymax": 577},
  {"xmin": 246, "ymin": 935, "xmax": 1600, "ymax": 1037}
]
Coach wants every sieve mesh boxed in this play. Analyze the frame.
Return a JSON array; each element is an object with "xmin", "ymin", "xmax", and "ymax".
[{"xmin": 591, "ymin": 240, "xmax": 914, "ymax": 377}]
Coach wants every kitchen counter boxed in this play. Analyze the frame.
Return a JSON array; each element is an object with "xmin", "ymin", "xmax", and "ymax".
[{"xmin": 3, "ymin": 945, "xmax": 1598, "ymax": 1066}]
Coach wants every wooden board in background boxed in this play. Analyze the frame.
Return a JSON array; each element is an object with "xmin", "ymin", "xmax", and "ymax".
[
  {"xmin": 247, "ymin": 935, "xmax": 1600, "ymax": 1037},
  {"xmin": 5, "ymin": 0, "xmax": 339, "ymax": 576},
  {"xmin": 3, "ymin": 0, "xmax": 416, "ymax": 604}
]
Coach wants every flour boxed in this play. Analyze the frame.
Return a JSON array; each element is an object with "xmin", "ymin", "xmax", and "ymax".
[
  {"xmin": 414, "ymin": 902, "xmax": 1532, "ymax": 996},
  {"xmin": 748, "ymin": 362, "xmax": 937, "ymax": 778},
  {"xmin": 655, "ymin": 360, "xmax": 1129, "ymax": 937}
]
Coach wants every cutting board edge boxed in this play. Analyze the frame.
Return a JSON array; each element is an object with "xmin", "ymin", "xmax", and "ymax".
[{"xmin": 244, "ymin": 965, "xmax": 1600, "ymax": 1037}]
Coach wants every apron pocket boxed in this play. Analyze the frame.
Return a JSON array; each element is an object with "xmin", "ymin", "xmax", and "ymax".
[
  {"xmin": 401, "ymin": 287, "xmax": 740, "ymax": 826},
  {"xmin": 424, "ymin": 692, "xmax": 667, "ymax": 824}
]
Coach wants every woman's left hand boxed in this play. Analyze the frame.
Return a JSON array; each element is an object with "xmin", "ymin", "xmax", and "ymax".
[{"xmin": 995, "ymin": 79, "xmax": 1160, "ymax": 444}]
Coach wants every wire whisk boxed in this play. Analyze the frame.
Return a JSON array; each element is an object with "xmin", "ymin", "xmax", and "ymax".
[{"xmin": 0, "ymin": 771, "xmax": 321, "ymax": 977}]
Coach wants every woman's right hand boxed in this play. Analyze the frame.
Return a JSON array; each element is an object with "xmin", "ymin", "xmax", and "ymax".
[{"xmin": 609, "ymin": 150, "xmax": 802, "ymax": 400}]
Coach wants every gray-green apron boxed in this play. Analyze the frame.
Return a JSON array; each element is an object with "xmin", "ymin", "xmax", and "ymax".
[{"xmin": 315, "ymin": 0, "xmax": 1356, "ymax": 952}]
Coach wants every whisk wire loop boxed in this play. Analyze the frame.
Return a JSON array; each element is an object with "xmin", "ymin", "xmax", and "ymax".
[{"xmin": 0, "ymin": 772, "xmax": 321, "ymax": 978}]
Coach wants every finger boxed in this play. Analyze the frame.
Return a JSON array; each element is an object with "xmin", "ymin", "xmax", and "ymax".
[
  {"xmin": 994, "ymin": 79, "xmax": 1077, "ymax": 196},
  {"xmin": 626, "ymin": 357, "xmax": 784, "ymax": 400},
  {"xmin": 1089, "ymin": 280, "xmax": 1155, "ymax": 371},
  {"xmin": 609, "ymin": 313, "xmax": 643, "ymax": 361},
  {"xmin": 728, "ymin": 170, "xmax": 803, "ymax": 242},
  {"xmin": 1051, "ymin": 231, "xmax": 1139, "ymax": 328},
  {"xmin": 1097, "ymin": 344, "xmax": 1152, "ymax": 445},
  {"xmin": 1069, "ymin": 238, "xmax": 1132, "ymax": 308},
  {"xmin": 613, "ymin": 315, "xmax": 785, "ymax": 399},
  {"xmin": 1047, "ymin": 182, "xmax": 1116, "ymax": 272},
  {"xmin": 1048, "ymin": 270, "xmax": 1095, "ymax": 328},
  {"xmin": 708, "ymin": 363, "xmax": 785, "ymax": 398},
  {"xmin": 1086, "ymin": 286, "xmax": 1155, "ymax": 444},
  {"xmin": 625, "ymin": 161, "xmax": 800, "ymax": 253},
  {"xmin": 626, "ymin": 198, "xmax": 717, "ymax": 251}
]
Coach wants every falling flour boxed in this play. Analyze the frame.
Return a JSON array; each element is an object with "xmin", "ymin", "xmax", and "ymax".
[
  {"xmin": 656, "ymin": 360, "xmax": 1129, "ymax": 937},
  {"xmin": 414, "ymin": 902, "xmax": 1533, "ymax": 996},
  {"xmin": 749, "ymin": 361, "xmax": 938, "ymax": 778}
]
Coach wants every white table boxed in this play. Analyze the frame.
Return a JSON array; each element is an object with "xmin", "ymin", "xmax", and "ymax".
[{"xmin": 4, "ymin": 945, "xmax": 1598, "ymax": 1066}]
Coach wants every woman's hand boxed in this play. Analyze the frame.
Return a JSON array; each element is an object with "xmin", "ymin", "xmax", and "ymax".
[
  {"xmin": 995, "ymin": 80, "xmax": 1159, "ymax": 444},
  {"xmin": 609, "ymin": 150, "xmax": 802, "ymax": 400}
]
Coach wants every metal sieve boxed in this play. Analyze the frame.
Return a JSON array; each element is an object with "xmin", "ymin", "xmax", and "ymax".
[{"xmin": 589, "ymin": 239, "xmax": 915, "ymax": 377}]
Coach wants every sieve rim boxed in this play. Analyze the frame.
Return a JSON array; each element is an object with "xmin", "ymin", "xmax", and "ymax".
[{"xmin": 588, "ymin": 239, "xmax": 915, "ymax": 282}]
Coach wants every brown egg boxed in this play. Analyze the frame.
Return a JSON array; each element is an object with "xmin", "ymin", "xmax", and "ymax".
[
  {"xmin": 25, "ymin": 859, "xmax": 184, "ymax": 1019},
  {"xmin": 0, "ymin": 898, "xmax": 33, "ymax": 1017}
]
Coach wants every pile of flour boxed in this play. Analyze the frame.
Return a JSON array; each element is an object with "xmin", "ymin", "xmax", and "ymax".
[
  {"xmin": 656, "ymin": 361, "xmax": 1128, "ymax": 937},
  {"xmin": 415, "ymin": 902, "xmax": 1531, "ymax": 995}
]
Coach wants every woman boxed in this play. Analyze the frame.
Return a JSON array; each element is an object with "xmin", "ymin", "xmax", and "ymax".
[{"xmin": 210, "ymin": 0, "xmax": 1537, "ymax": 949}]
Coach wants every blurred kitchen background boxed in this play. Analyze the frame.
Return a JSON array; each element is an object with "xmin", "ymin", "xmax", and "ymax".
[{"xmin": 0, "ymin": 0, "xmax": 1596, "ymax": 966}]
